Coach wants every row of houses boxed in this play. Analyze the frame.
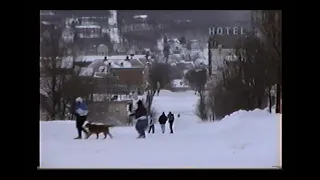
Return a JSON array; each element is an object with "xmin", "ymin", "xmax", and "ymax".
[
  {"xmin": 40, "ymin": 54, "xmax": 151, "ymax": 123},
  {"xmin": 76, "ymin": 55, "xmax": 149, "ymax": 90}
]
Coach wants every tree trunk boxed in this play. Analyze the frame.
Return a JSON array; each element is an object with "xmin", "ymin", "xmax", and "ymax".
[
  {"xmin": 57, "ymin": 101, "xmax": 62, "ymax": 119},
  {"xmin": 247, "ymin": 92, "xmax": 251, "ymax": 110},
  {"xmin": 268, "ymin": 87, "xmax": 272, "ymax": 113},
  {"xmin": 257, "ymin": 96, "xmax": 262, "ymax": 109},
  {"xmin": 275, "ymin": 84, "xmax": 281, "ymax": 113},
  {"xmin": 51, "ymin": 77, "xmax": 57, "ymax": 120},
  {"xmin": 146, "ymin": 90, "xmax": 154, "ymax": 115},
  {"xmin": 61, "ymin": 99, "xmax": 69, "ymax": 120}
]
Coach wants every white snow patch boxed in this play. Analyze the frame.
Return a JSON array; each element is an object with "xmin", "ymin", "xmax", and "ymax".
[
  {"xmin": 172, "ymin": 79, "xmax": 188, "ymax": 88},
  {"xmin": 75, "ymin": 55, "xmax": 146, "ymax": 62}
]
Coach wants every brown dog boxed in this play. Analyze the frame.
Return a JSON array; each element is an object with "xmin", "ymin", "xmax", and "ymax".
[{"xmin": 84, "ymin": 123, "xmax": 114, "ymax": 139}]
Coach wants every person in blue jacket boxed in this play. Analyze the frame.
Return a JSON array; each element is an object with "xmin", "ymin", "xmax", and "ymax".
[
  {"xmin": 74, "ymin": 97, "xmax": 89, "ymax": 139},
  {"xmin": 130, "ymin": 100, "xmax": 148, "ymax": 138}
]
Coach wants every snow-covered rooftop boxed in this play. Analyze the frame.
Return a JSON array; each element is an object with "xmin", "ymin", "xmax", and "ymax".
[
  {"xmin": 104, "ymin": 60, "xmax": 132, "ymax": 68},
  {"xmin": 133, "ymin": 15, "xmax": 148, "ymax": 19},
  {"xmin": 79, "ymin": 67, "xmax": 94, "ymax": 76},
  {"xmin": 79, "ymin": 57, "xmax": 145, "ymax": 77},
  {"xmin": 41, "ymin": 21, "xmax": 51, "ymax": 25},
  {"xmin": 75, "ymin": 55, "xmax": 146, "ymax": 62},
  {"xmin": 75, "ymin": 25, "xmax": 101, "ymax": 29}
]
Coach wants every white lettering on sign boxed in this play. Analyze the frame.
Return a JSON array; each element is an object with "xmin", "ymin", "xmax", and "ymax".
[
  {"xmin": 209, "ymin": 27, "xmax": 245, "ymax": 35},
  {"xmin": 225, "ymin": 27, "xmax": 230, "ymax": 35}
]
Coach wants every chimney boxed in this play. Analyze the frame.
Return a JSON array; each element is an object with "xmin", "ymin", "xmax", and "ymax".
[
  {"xmin": 104, "ymin": 56, "xmax": 107, "ymax": 61},
  {"xmin": 120, "ymin": 62, "xmax": 124, "ymax": 67},
  {"xmin": 125, "ymin": 56, "xmax": 129, "ymax": 61}
]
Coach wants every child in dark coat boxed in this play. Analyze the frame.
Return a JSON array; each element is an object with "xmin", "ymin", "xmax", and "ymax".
[{"xmin": 158, "ymin": 112, "xmax": 167, "ymax": 133}]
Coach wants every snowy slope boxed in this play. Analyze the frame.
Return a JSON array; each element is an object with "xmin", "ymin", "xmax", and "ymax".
[{"xmin": 40, "ymin": 90, "xmax": 281, "ymax": 168}]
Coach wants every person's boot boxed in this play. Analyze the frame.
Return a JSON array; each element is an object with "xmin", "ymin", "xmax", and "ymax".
[
  {"xmin": 138, "ymin": 134, "xmax": 146, "ymax": 138},
  {"xmin": 137, "ymin": 134, "xmax": 146, "ymax": 139},
  {"xmin": 74, "ymin": 130, "xmax": 82, "ymax": 139}
]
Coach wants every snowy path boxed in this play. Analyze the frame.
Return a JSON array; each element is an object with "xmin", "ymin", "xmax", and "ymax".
[{"xmin": 40, "ymin": 90, "xmax": 281, "ymax": 168}]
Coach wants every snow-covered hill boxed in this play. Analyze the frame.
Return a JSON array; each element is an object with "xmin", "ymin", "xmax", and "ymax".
[{"xmin": 40, "ymin": 90, "xmax": 281, "ymax": 168}]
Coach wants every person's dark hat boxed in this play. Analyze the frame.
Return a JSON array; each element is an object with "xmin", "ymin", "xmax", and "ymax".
[{"xmin": 137, "ymin": 100, "xmax": 143, "ymax": 105}]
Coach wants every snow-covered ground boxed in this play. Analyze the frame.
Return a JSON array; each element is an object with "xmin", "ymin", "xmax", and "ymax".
[
  {"xmin": 40, "ymin": 90, "xmax": 281, "ymax": 168},
  {"xmin": 171, "ymin": 79, "xmax": 189, "ymax": 88}
]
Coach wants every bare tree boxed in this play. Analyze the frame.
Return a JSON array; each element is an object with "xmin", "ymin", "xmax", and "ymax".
[
  {"xmin": 40, "ymin": 23, "xmax": 95, "ymax": 120},
  {"xmin": 40, "ymin": 24, "xmax": 67, "ymax": 120},
  {"xmin": 185, "ymin": 68, "xmax": 208, "ymax": 121},
  {"xmin": 148, "ymin": 63, "xmax": 171, "ymax": 94},
  {"xmin": 207, "ymin": 33, "xmax": 278, "ymax": 119},
  {"xmin": 206, "ymin": 89, "xmax": 215, "ymax": 121},
  {"xmin": 195, "ymin": 94, "xmax": 208, "ymax": 121},
  {"xmin": 144, "ymin": 63, "xmax": 172, "ymax": 114},
  {"xmin": 252, "ymin": 10, "xmax": 282, "ymax": 113},
  {"xmin": 185, "ymin": 68, "xmax": 207, "ymax": 95},
  {"xmin": 62, "ymin": 70, "xmax": 96, "ymax": 119}
]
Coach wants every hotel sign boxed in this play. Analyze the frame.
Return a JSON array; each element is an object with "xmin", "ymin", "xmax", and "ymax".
[{"xmin": 209, "ymin": 26, "xmax": 245, "ymax": 36}]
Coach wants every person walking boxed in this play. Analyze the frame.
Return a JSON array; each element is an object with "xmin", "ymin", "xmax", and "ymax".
[
  {"xmin": 132, "ymin": 100, "xmax": 148, "ymax": 138},
  {"xmin": 74, "ymin": 97, "xmax": 89, "ymax": 139},
  {"xmin": 148, "ymin": 114, "xmax": 155, "ymax": 134},
  {"xmin": 167, "ymin": 112, "xmax": 175, "ymax": 134},
  {"xmin": 158, "ymin": 112, "xmax": 167, "ymax": 133}
]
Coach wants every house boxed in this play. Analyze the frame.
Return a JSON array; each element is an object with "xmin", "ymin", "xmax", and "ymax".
[
  {"xmin": 168, "ymin": 38, "xmax": 182, "ymax": 53},
  {"xmin": 209, "ymin": 46, "xmax": 237, "ymax": 75},
  {"xmin": 97, "ymin": 44, "xmax": 108, "ymax": 56},
  {"xmin": 109, "ymin": 67, "xmax": 146, "ymax": 94},
  {"xmin": 188, "ymin": 39, "xmax": 200, "ymax": 50},
  {"xmin": 76, "ymin": 55, "xmax": 149, "ymax": 94}
]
